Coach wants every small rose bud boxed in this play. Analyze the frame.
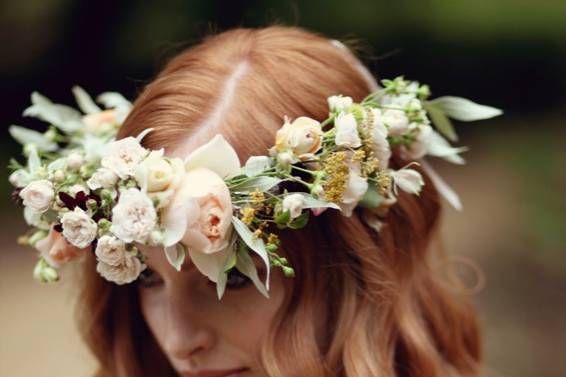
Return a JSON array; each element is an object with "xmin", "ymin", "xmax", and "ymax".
[
  {"xmin": 277, "ymin": 152, "xmax": 293, "ymax": 167},
  {"xmin": 53, "ymin": 170, "xmax": 65, "ymax": 183},
  {"xmin": 67, "ymin": 152, "xmax": 83, "ymax": 170}
]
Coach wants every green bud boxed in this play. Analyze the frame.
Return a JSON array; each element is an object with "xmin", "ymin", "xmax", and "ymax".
[
  {"xmin": 282, "ymin": 266, "xmax": 295, "ymax": 278},
  {"xmin": 28, "ymin": 230, "xmax": 48, "ymax": 247},
  {"xmin": 44, "ymin": 128, "xmax": 57, "ymax": 141},
  {"xmin": 266, "ymin": 243, "xmax": 278, "ymax": 253},
  {"xmin": 274, "ymin": 209, "xmax": 291, "ymax": 225},
  {"xmin": 86, "ymin": 199, "xmax": 98, "ymax": 211},
  {"xmin": 33, "ymin": 259, "xmax": 59, "ymax": 283},
  {"xmin": 98, "ymin": 218, "xmax": 112, "ymax": 232}
]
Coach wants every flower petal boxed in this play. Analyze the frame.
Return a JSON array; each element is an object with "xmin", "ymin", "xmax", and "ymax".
[{"xmin": 184, "ymin": 134, "xmax": 241, "ymax": 178}]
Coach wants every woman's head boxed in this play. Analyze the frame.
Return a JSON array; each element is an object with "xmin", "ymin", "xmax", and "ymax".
[{"xmin": 78, "ymin": 25, "xmax": 481, "ymax": 377}]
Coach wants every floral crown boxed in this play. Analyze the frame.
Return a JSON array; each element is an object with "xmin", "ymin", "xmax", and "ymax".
[{"xmin": 8, "ymin": 77, "xmax": 501, "ymax": 298}]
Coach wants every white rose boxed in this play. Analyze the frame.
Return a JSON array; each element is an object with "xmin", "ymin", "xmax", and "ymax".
[
  {"xmin": 382, "ymin": 109, "xmax": 409, "ymax": 136},
  {"xmin": 282, "ymin": 193, "xmax": 305, "ymax": 220},
  {"xmin": 111, "ymin": 188, "xmax": 157, "ymax": 243},
  {"xmin": 334, "ymin": 112, "xmax": 361, "ymax": 148},
  {"xmin": 328, "ymin": 95, "xmax": 353, "ymax": 112},
  {"xmin": 134, "ymin": 150, "xmax": 175, "ymax": 192},
  {"xmin": 67, "ymin": 152, "xmax": 84, "ymax": 170},
  {"xmin": 96, "ymin": 254, "xmax": 145, "ymax": 285},
  {"xmin": 339, "ymin": 162, "xmax": 368, "ymax": 217},
  {"xmin": 61, "ymin": 207, "xmax": 98, "ymax": 248},
  {"xmin": 19, "ymin": 180, "xmax": 55, "ymax": 213},
  {"xmin": 95, "ymin": 235, "xmax": 127, "ymax": 266},
  {"xmin": 87, "ymin": 167, "xmax": 119, "ymax": 190},
  {"xmin": 101, "ymin": 137, "xmax": 148, "ymax": 179}
]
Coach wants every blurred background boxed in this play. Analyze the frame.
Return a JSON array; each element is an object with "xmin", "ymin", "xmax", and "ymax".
[{"xmin": 1, "ymin": 1, "xmax": 564, "ymax": 376}]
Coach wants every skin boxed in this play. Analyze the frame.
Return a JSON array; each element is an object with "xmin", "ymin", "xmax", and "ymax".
[{"xmin": 137, "ymin": 244, "xmax": 286, "ymax": 376}]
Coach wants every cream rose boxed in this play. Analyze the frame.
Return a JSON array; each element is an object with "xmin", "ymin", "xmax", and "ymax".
[
  {"xmin": 162, "ymin": 168, "xmax": 233, "ymax": 255},
  {"xmin": 110, "ymin": 188, "xmax": 157, "ymax": 243},
  {"xmin": 19, "ymin": 180, "xmax": 55, "ymax": 213},
  {"xmin": 101, "ymin": 137, "xmax": 148, "ymax": 178},
  {"xmin": 87, "ymin": 167, "xmax": 119, "ymax": 190},
  {"xmin": 334, "ymin": 112, "xmax": 361, "ymax": 148},
  {"xmin": 95, "ymin": 235, "xmax": 127, "ymax": 266},
  {"xmin": 96, "ymin": 254, "xmax": 145, "ymax": 285},
  {"xmin": 36, "ymin": 227, "xmax": 88, "ymax": 267},
  {"xmin": 61, "ymin": 207, "xmax": 98, "ymax": 248},
  {"xmin": 275, "ymin": 116, "xmax": 323, "ymax": 158},
  {"xmin": 282, "ymin": 193, "xmax": 304, "ymax": 220},
  {"xmin": 134, "ymin": 150, "xmax": 175, "ymax": 192}
]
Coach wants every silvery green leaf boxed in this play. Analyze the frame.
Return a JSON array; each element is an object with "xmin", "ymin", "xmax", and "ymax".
[
  {"xmin": 164, "ymin": 243, "xmax": 186, "ymax": 271},
  {"xmin": 358, "ymin": 183, "xmax": 384, "ymax": 208},
  {"xmin": 47, "ymin": 158, "xmax": 67, "ymax": 173},
  {"xmin": 425, "ymin": 102, "xmax": 458, "ymax": 142},
  {"xmin": 230, "ymin": 176, "xmax": 281, "ymax": 193},
  {"xmin": 23, "ymin": 92, "xmax": 83, "ymax": 133},
  {"xmin": 299, "ymin": 193, "xmax": 340, "ymax": 210},
  {"xmin": 429, "ymin": 96, "xmax": 503, "ymax": 122},
  {"xmin": 235, "ymin": 249, "xmax": 269, "ymax": 298},
  {"xmin": 425, "ymin": 130, "xmax": 468, "ymax": 165},
  {"xmin": 96, "ymin": 92, "xmax": 132, "ymax": 110},
  {"xmin": 136, "ymin": 128, "xmax": 153, "ymax": 143},
  {"xmin": 9, "ymin": 125, "xmax": 57, "ymax": 151},
  {"xmin": 216, "ymin": 248, "xmax": 237, "ymax": 300},
  {"xmin": 242, "ymin": 155, "xmax": 272, "ymax": 177},
  {"xmin": 231, "ymin": 216, "xmax": 270, "ymax": 290},
  {"xmin": 24, "ymin": 206, "xmax": 49, "ymax": 230},
  {"xmin": 72, "ymin": 86, "xmax": 101, "ymax": 114}
]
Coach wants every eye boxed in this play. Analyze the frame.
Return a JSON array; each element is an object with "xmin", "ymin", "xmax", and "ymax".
[
  {"xmin": 138, "ymin": 268, "xmax": 164, "ymax": 288},
  {"xmin": 225, "ymin": 268, "xmax": 252, "ymax": 290}
]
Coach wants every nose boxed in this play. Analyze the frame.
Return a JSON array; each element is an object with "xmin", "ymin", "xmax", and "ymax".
[{"xmin": 163, "ymin": 289, "xmax": 215, "ymax": 361}]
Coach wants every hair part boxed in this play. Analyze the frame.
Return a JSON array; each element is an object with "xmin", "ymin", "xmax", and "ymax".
[{"xmin": 78, "ymin": 25, "xmax": 482, "ymax": 377}]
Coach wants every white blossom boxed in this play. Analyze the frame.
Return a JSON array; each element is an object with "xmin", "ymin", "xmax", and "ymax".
[
  {"xmin": 328, "ymin": 95, "xmax": 353, "ymax": 112},
  {"xmin": 282, "ymin": 193, "xmax": 305, "ymax": 220},
  {"xmin": 96, "ymin": 254, "xmax": 145, "ymax": 285},
  {"xmin": 334, "ymin": 112, "xmax": 361, "ymax": 148}
]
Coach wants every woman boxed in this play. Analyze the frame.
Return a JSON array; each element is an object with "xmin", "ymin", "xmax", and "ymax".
[{"xmin": 75, "ymin": 26, "xmax": 481, "ymax": 376}]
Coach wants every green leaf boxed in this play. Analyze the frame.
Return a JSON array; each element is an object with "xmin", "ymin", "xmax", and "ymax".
[
  {"xmin": 429, "ymin": 96, "xmax": 503, "ymax": 122},
  {"xmin": 164, "ymin": 243, "xmax": 186, "ymax": 272},
  {"xmin": 425, "ymin": 102, "xmax": 458, "ymax": 142},
  {"xmin": 231, "ymin": 216, "xmax": 271, "ymax": 290},
  {"xmin": 274, "ymin": 209, "xmax": 290, "ymax": 225},
  {"xmin": 229, "ymin": 176, "xmax": 281, "ymax": 193},
  {"xmin": 9, "ymin": 125, "xmax": 58, "ymax": 151},
  {"xmin": 299, "ymin": 193, "xmax": 340, "ymax": 210},
  {"xmin": 72, "ymin": 86, "xmax": 101, "ymax": 114},
  {"xmin": 216, "ymin": 248, "xmax": 237, "ymax": 300},
  {"xmin": 288, "ymin": 211, "xmax": 309, "ymax": 229},
  {"xmin": 358, "ymin": 182, "xmax": 384, "ymax": 208},
  {"xmin": 235, "ymin": 248, "xmax": 269, "ymax": 298}
]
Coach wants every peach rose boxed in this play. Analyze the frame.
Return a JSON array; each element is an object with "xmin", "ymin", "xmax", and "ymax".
[
  {"xmin": 35, "ymin": 227, "xmax": 88, "ymax": 267},
  {"xmin": 82, "ymin": 109, "xmax": 117, "ymax": 133}
]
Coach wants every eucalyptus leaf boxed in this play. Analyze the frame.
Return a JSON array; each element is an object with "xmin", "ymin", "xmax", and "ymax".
[
  {"xmin": 23, "ymin": 92, "xmax": 83, "ymax": 133},
  {"xmin": 425, "ymin": 102, "xmax": 458, "ymax": 142},
  {"xmin": 230, "ymin": 176, "xmax": 281, "ymax": 193},
  {"xmin": 358, "ymin": 182, "xmax": 384, "ymax": 209},
  {"xmin": 288, "ymin": 211, "xmax": 309, "ymax": 229},
  {"xmin": 216, "ymin": 269, "xmax": 228, "ymax": 300},
  {"xmin": 164, "ymin": 243, "xmax": 186, "ymax": 272},
  {"xmin": 96, "ymin": 92, "xmax": 133, "ymax": 110},
  {"xmin": 425, "ymin": 130, "xmax": 468, "ymax": 164},
  {"xmin": 242, "ymin": 156, "xmax": 272, "ymax": 177},
  {"xmin": 72, "ymin": 86, "xmax": 101, "ymax": 114},
  {"xmin": 231, "ymin": 216, "xmax": 271, "ymax": 290},
  {"xmin": 9, "ymin": 125, "xmax": 57, "ymax": 151},
  {"xmin": 26, "ymin": 144, "xmax": 41, "ymax": 174},
  {"xmin": 235, "ymin": 249, "xmax": 269, "ymax": 298},
  {"xmin": 429, "ymin": 96, "xmax": 503, "ymax": 122}
]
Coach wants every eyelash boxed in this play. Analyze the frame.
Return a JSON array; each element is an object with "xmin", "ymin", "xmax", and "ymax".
[{"xmin": 137, "ymin": 268, "xmax": 252, "ymax": 290}]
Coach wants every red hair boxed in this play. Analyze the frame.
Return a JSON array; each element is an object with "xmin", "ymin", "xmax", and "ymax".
[{"xmin": 78, "ymin": 25, "xmax": 481, "ymax": 377}]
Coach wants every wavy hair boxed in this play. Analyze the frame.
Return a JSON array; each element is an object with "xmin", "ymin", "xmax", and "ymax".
[{"xmin": 77, "ymin": 25, "xmax": 482, "ymax": 377}]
